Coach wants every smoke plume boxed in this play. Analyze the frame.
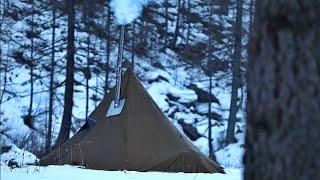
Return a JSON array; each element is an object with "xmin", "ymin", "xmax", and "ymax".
[{"xmin": 110, "ymin": 0, "xmax": 150, "ymax": 25}]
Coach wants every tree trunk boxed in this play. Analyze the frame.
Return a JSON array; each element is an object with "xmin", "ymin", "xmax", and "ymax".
[
  {"xmin": 186, "ymin": 0, "xmax": 191, "ymax": 46},
  {"xmin": 226, "ymin": 0, "xmax": 243, "ymax": 145},
  {"xmin": 45, "ymin": 0, "xmax": 56, "ymax": 152},
  {"xmin": 170, "ymin": 0, "xmax": 181, "ymax": 49},
  {"xmin": 131, "ymin": 23, "xmax": 135, "ymax": 70},
  {"xmin": 163, "ymin": 0, "xmax": 168, "ymax": 50},
  {"xmin": 207, "ymin": 2, "xmax": 216, "ymax": 160},
  {"xmin": 208, "ymin": 75, "xmax": 215, "ymax": 160},
  {"xmin": 0, "ymin": 1, "xmax": 4, "ymax": 68},
  {"xmin": 0, "ymin": 2, "xmax": 9, "ymax": 112},
  {"xmin": 0, "ymin": 1, "xmax": 5, "ymax": 30},
  {"xmin": 248, "ymin": 0, "xmax": 254, "ymax": 39},
  {"xmin": 56, "ymin": 0, "xmax": 75, "ymax": 146},
  {"xmin": 85, "ymin": 13, "xmax": 90, "ymax": 119},
  {"xmin": 180, "ymin": 0, "xmax": 186, "ymax": 44},
  {"xmin": 0, "ymin": 45, "xmax": 8, "ymax": 122},
  {"xmin": 0, "ymin": 2, "xmax": 9, "ymax": 113},
  {"xmin": 28, "ymin": 6, "xmax": 35, "ymax": 117},
  {"xmin": 244, "ymin": 1, "xmax": 320, "ymax": 179}
]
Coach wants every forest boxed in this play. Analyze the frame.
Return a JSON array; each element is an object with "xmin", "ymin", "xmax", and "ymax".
[{"xmin": 1, "ymin": 0, "xmax": 319, "ymax": 179}]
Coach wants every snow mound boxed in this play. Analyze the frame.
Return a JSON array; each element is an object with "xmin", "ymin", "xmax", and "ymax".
[
  {"xmin": 0, "ymin": 165, "xmax": 242, "ymax": 180},
  {"xmin": 1, "ymin": 144, "xmax": 38, "ymax": 166},
  {"xmin": 144, "ymin": 69, "xmax": 172, "ymax": 83},
  {"xmin": 216, "ymin": 142, "xmax": 245, "ymax": 169},
  {"xmin": 147, "ymin": 81, "xmax": 197, "ymax": 111}
]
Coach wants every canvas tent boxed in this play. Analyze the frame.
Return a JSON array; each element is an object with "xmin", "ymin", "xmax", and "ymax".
[{"xmin": 40, "ymin": 68, "xmax": 225, "ymax": 173}]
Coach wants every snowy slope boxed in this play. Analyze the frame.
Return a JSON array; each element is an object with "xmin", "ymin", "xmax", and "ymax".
[
  {"xmin": 0, "ymin": 52, "xmax": 245, "ymax": 168},
  {"xmin": 0, "ymin": 0, "xmax": 246, "ymax": 172},
  {"xmin": 0, "ymin": 53, "xmax": 245, "ymax": 169}
]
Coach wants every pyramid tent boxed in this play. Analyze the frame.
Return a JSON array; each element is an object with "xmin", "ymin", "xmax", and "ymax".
[{"xmin": 40, "ymin": 68, "xmax": 225, "ymax": 173}]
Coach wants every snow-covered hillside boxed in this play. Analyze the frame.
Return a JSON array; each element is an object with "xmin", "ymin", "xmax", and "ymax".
[
  {"xmin": 1, "ymin": 53, "xmax": 245, "ymax": 168},
  {"xmin": 1, "ymin": 54, "xmax": 245, "ymax": 174},
  {"xmin": 1, "ymin": 0, "xmax": 248, "ymax": 177}
]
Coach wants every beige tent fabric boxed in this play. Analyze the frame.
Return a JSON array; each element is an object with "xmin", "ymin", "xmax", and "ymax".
[{"xmin": 40, "ymin": 68, "xmax": 225, "ymax": 173}]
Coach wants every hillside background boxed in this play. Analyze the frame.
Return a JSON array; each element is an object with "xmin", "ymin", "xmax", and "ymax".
[{"xmin": 0, "ymin": 0, "xmax": 252, "ymax": 169}]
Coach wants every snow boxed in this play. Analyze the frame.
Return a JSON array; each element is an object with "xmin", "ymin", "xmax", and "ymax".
[
  {"xmin": 0, "ymin": 137, "xmax": 243, "ymax": 180},
  {"xmin": 216, "ymin": 143, "xmax": 245, "ymax": 169},
  {"xmin": 143, "ymin": 69, "xmax": 172, "ymax": 83},
  {"xmin": 0, "ymin": 135, "xmax": 243, "ymax": 179},
  {"xmin": 216, "ymin": 130, "xmax": 245, "ymax": 169},
  {"xmin": 0, "ymin": 144, "xmax": 38, "ymax": 166},
  {"xmin": 147, "ymin": 81, "xmax": 197, "ymax": 111},
  {"xmin": 0, "ymin": 165, "xmax": 242, "ymax": 180}
]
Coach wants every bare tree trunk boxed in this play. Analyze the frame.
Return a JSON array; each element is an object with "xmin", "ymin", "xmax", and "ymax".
[
  {"xmin": 131, "ymin": 23, "xmax": 135, "ymax": 70},
  {"xmin": 248, "ymin": 0, "xmax": 254, "ymax": 38},
  {"xmin": 163, "ymin": 0, "xmax": 168, "ymax": 50},
  {"xmin": 208, "ymin": 75, "xmax": 215, "ymax": 160},
  {"xmin": 186, "ymin": 0, "xmax": 191, "ymax": 46},
  {"xmin": 226, "ymin": 0, "xmax": 243, "ymax": 145},
  {"xmin": 206, "ymin": 2, "xmax": 216, "ymax": 160},
  {"xmin": 0, "ymin": 44, "xmax": 9, "ymax": 122},
  {"xmin": 0, "ymin": 60, "xmax": 7, "ymax": 121},
  {"xmin": 0, "ymin": 1, "xmax": 8, "ymax": 117},
  {"xmin": 85, "ymin": 39, "xmax": 90, "ymax": 119},
  {"xmin": 45, "ymin": 0, "xmax": 56, "ymax": 152},
  {"xmin": 29, "ymin": 64, "xmax": 34, "ymax": 116},
  {"xmin": 0, "ymin": 0, "xmax": 8, "ymax": 31},
  {"xmin": 28, "ymin": 6, "xmax": 35, "ymax": 117},
  {"xmin": 56, "ymin": 0, "xmax": 75, "ymax": 146},
  {"xmin": 0, "ymin": 1, "xmax": 5, "ymax": 65},
  {"xmin": 0, "ymin": 2, "xmax": 5, "ymax": 117},
  {"xmin": 170, "ymin": 0, "xmax": 181, "ymax": 49},
  {"xmin": 85, "ymin": 14, "xmax": 90, "ymax": 119},
  {"xmin": 143, "ymin": 21, "xmax": 147, "ymax": 47},
  {"xmin": 245, "ymin": 1, "xmax": 320, "ymax": 179}
]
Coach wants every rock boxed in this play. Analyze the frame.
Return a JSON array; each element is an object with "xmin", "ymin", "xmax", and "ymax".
[
  {"xmin": 147, "ymin": 75, "xmax": 169, "ymax": 84},
  {"xmin": 198, "ymin": 111, "xmax": 222, "ymax": 121},
  {"xmin": 0, "ymin": 145, "xmax": 12, "ymax": 154},
  {"xmin": 177, "ymin": 119, "xmax": 203, "ymax": 141},
  {"xmin": 187, "ymin": 84, "xmax": 220, "ymax": 105},
  {"xmin": 167, "ymin": 93, "xmax": 180, "ymax": 102}
]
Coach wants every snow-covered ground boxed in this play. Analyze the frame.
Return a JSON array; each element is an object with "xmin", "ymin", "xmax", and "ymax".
[
  {"xmin": 1, "ymin": 165, "xmax": 242, "ymax": 180},
  {"xmin": 0, "ymin": 145, "xmax": 38, "ymax": 166},
  {"xmin": 0, "ymin": 140, "xmax": 243, "ymax": 180}
]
